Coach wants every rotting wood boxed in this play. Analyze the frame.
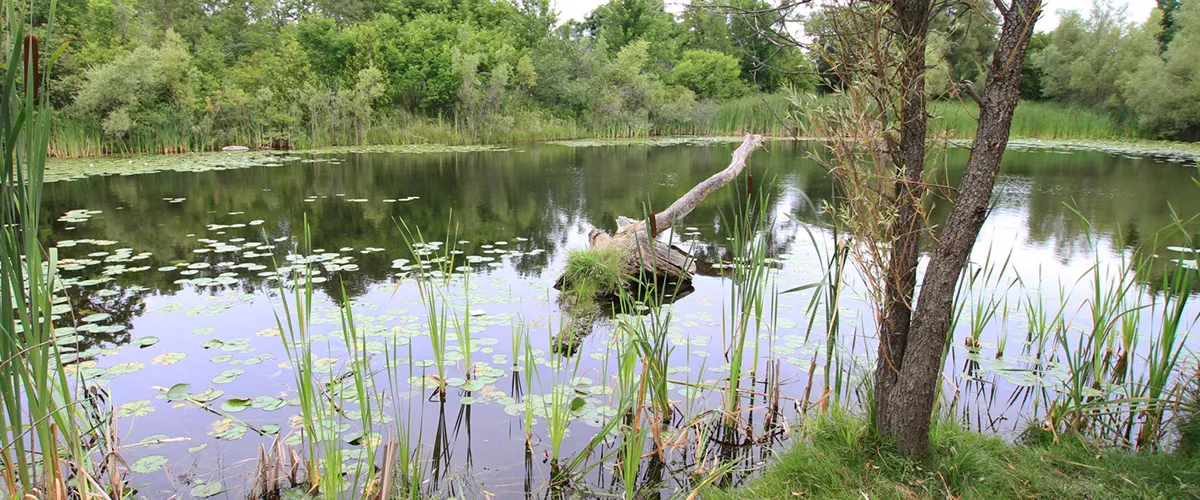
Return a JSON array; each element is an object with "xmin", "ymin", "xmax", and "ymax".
[{"xmin": 563, "ymin": 133, "xmax": 767, "ymax": 286}]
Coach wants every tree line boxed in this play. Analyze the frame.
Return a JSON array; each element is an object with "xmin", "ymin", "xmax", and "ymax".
[{"xmin": 22, "ymin": 0, "xmax": 1200, "ymax": 155}]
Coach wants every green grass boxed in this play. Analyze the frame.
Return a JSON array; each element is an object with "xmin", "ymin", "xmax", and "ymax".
[
  {"xmin": 710, "ymin": 410, "xmax": 1200, "ymax": 499},
  {"xmin": 561, "ymin": 247, "xmax": 626, "ymax": 292}
]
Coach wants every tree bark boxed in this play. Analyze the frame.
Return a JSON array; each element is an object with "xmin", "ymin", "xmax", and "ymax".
[
  {"xmin": 873, "ymin": 0, "xmax": 933, "ymax": 433},
  {"xmin": 878, "ymin": 0, "xmax": 1043, "ymax": 455}
]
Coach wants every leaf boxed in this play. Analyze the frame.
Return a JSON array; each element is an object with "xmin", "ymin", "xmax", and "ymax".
[
  {"xmin": 220, "ymin": 398, "xmax": 253, "ymax": 413},
  {"xmin": 212, "ymin": 369, "xmax": 244, "ymax": 384},
  {"xmin": 81, "ymin": 313, "xmax": 110, "ymax": 323},
  {"xmin": 214, "ymin": 425, "xmax": 247, "ymax": 441},
  {"xmin": 191, "ymin": 388, "xmax": 224, "ymax": 403},
  {"xmin": 130, "ymin": 455, "xmax": 169, "ymax": 474},
  {"xmin": 134, "ymin": 336, "xmax": 159, "ymax": 347},
  {"xmin": 262, "ymin": 424, "xmax": 281, "ymax": 436},
  {"xmin": 152, "ymin": 352, "xmax": 186, "ymax": 365},
  {"xmin": 108, "ymin": 362, "xmax": 144, "ymax": 376},
  {"xmin": 190, "ymin": 480, "xmax": 224, "ymax": 498},
  {"xmin": 251, "ymin": 396, "xmax": 286, "ymax": 411},
  {"xmin": 118, "ymin": 400, "xmax": 154, "ymax": 417},
  {"xmin": 780, "ymin": 281, "xmax": 823, "ymax": 294}
]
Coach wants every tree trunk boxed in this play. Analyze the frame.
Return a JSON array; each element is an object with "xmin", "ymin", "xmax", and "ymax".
[
  {"xmin": 877, "ymin": 0, "xmax": 1044, "ymax": 455},
  {"xmin": 874, "ymin": 0, "xmax": 933, "ymax": 433},
  {"xmin": 565, "ymin": 134, "xmax": 767, "ymax": 283}
]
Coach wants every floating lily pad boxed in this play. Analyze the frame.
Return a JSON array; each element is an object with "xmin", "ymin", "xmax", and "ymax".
[
  {"xmin": 81, "ymin": 313, "xmax": 111, "ymax": 323},
  {"xmin": 191, "ymin": 388, "xmax": 224, "ymax": 403},
  {"xmin": 118, "ymin": 400, "xmax": 154, "ymax": 417},
  {"xmin": 220, "ymin": 398, "xmax": 253, "ymax": 413},
  {"xmin": 166, "ymin": 383, "xmax": 191, "ymax": 401},
  {"xmin": 108, "ymin": 362, "xmax": 144, "ymax": 376},
  {"xmin": 152, "ymin": 352, "xmax": 186, "ymax": 365},
  {"xmin": 212, "ymin": 369, "xmax": 244, "ymax": 384},
  {"xmin": 190, "ymin": 480, "xmax": 224, "ymax": 498},
  {"xmin": 252, "ymin": 396, "xmax": 286, "ymax": 411},
  {"xmin": 130, "ymin": 455, "xmax": 169, "ymax": 474},
  {"xmin": 134, "ymin": 336, "xmax": 159, "ymax": 348}
]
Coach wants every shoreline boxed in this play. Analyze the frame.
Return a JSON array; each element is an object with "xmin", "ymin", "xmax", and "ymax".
[{"xmin": 43, "ymin": 135, "xmax": 1199, "ymax": 183}]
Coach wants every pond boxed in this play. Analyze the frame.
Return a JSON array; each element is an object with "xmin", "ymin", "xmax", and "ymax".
[{"xmin": 41, "ymin": 138, "xmax": 1200, "ymax": 498}]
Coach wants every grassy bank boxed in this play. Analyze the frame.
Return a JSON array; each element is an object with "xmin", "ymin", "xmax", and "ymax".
[
  {"xmin": 47, "ymin": 95, "xmax": 1160, "ymax": 158},
  {"xmin": 710, "ymin": 410, "xmax": 1200, "ymax": 499}
]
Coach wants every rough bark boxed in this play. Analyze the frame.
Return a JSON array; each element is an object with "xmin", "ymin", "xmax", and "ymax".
[
  {"xmin": 574, "ymin": 134, "xmax": 767, "ymax": 282},
  {"xmin": 873, "ymin": 0, "xmax": 933, "ymax": 432},
  {"xmin": 878, "ymin": 0, "xmax": 1043, "ymax": 455}
]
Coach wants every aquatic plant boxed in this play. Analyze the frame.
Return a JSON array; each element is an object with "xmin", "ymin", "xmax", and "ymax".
[{"xmin": 0, "ymin": 7, "xmax": 109, "ymax": 498}]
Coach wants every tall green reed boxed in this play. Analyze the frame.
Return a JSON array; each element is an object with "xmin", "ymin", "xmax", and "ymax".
[{"xmin": 1, "ymin": 5, "xmax": 98, "ymax": 498}]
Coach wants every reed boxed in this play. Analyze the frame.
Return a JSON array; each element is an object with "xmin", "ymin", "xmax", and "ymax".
[
  {"xmin": 396, "ymin": 215, "xmax": 458, "ymax": 402},
  {"xmin": 270, "ymin": 221, "xmax": 344, "ymax": 498},
  {"xmin": 1, "ymin": 6, "xmax": 102, "ymax": 498},
  {"xmin": 720, "ymin": 177, "xmax": 775, "ymax": 422}
]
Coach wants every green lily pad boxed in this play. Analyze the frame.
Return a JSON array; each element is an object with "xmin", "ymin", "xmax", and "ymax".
[
  {"xmin": 212, "ymin": 369, "xmax": 244, "ymax": 384},
  {"xmin": 252, "ymin": 396, "xmax": 286, "ymax": 411},
  {"xmin": 220, "ymin": 398, "xmax": 253, "ymax": 413},
  {"xmin": 118, "ymin": 400, "xmax": 154, "ymax": 417},
  {"xmin": 81, "ymin": 313, "xmax": 111, "ymax": 323},
  {"xmin": 108, "ymin": 362, "xmax": 144, "ymax": 376},
  {"xmin": 166, "ymin": 383, "xmax": 191, "ymax": 401},
  {"xmin": 152, "ymin": 352, "xmax": 186, "ymax": 365},
  {"xmin": 134, "ymin": 336, "xmax": 159, "ymax": 347},
  {"xmin": 191, "ymin": 388, "xmax": 224, "ymax": 403},
  {"xmin": 130, "ymin": 454, "xmax": 169, "ymax": 474},
  {"xmin": 190, "ymin": 480, "xmax": 224, "ymax": 498},
  {"xmin": 214, "ymin": 425, "xmax": 247, "ymax": 441}
]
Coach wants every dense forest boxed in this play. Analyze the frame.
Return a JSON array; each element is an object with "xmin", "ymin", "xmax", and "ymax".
[{"xmin": 22, "ymin": 0, "xmax": 1200, "ymax": 156}]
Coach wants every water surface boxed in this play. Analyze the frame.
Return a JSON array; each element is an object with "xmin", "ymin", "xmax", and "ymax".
[{"xmin": 42, "ymin": 140, "xmax": 1200, "ymax": 497}]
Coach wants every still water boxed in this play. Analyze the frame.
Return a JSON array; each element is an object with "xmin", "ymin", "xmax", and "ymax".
[{"xmin": 41, "ymin": 139, "xmax": 1200, "ymax": 498}]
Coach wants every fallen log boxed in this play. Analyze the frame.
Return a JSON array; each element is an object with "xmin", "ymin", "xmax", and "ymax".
[
  {"xmin": 551, "ymin": 134, "xmax": 767, "ymax": 350},
  {"xmin": 561, "ymin": 133, "xmax": 767, "ymax": 286}
]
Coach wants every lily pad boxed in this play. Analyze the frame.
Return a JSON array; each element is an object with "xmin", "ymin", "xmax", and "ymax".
[
  {"xmin": 130, "ymin": 455, "xmax": 169, "ymax": 474},
  {"xmin": 190, "ymin": 480, "xmax": 224, "ymax": 498},
  {"xmin": 108, "ymin": 362, "xmax": 144, "ymax": 376},
  {"xmin": 118, "ymin": 400, "xmax": 154, "ymax": 417},
  {"xmin": 152, "ymin": 352, "xmax": 186, "ymax": 365},
  {"xmin": 162, "ymin": 384, "xmax": 191, "ymax": 402},
  {"xmin": 220, "ymin": 398, "xmax": 253, "ymax": 413},
  {"xmin": 212, "ymin": 369, "xmax": 244, "ymax": 384}
]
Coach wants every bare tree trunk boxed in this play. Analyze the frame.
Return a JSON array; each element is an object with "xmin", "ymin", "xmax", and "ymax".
[
  {"xmin": 873, "ymin": 0, "xmax": 932, "ymax": 433},
  {"xmin": 878, "ymin": 0, "xmax": 1043, "ymax": 455},
  {"xmin": 579, "ymin": 134, "xmax": 767, "ymax": 281}
]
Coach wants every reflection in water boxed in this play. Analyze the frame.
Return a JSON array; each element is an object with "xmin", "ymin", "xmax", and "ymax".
[{"xmin": 38, "ymin": 141, "xmax": 1200, "ymax": 497}]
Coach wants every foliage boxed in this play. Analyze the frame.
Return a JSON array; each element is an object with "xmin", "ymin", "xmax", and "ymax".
[
  {"xmin": 671, "ymin": 49, "xmax": 749, "ymax": 99},
  {"xmin": 1126, "ymin": 0, "xmax": 1200, "ymax": 138},
  {"xmin": 1033, "ymin": 2, "xmax": 1160, "ymax": 113}
]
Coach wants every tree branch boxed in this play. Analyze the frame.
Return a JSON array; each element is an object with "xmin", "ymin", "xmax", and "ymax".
[{"xmin": 652, "ymin": 134, "xmax": 766, "ymax": 231}]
